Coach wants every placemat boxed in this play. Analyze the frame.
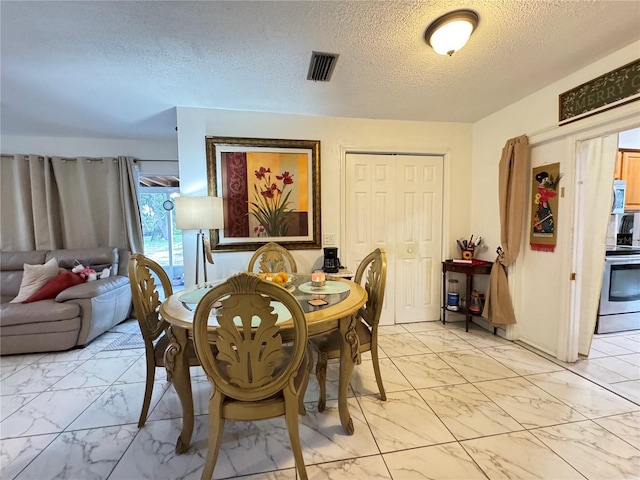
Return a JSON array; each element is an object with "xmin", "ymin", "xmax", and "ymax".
[
  {"xmin": 178, "ymin": 288, "xmax": 208, "ymax": 305},
  {"xmin": 202, "ymin": 300, "xmax": 292, "ymax": 328},
  {"xmin": 179, "ymin": 283, "xmax": 295, "ymax": 305},
  {"xmin": 298, "ymin": 281, "xmax": 350, "ymax": 294},
  {"xmin": 209, "ymin": 301, "xmax": 292, "ymax": 327}
]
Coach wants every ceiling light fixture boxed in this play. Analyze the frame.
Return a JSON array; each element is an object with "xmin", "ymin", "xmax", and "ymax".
[{"xmin": 424, "ymin": 9, "xmax": 479, "ymax": 56}]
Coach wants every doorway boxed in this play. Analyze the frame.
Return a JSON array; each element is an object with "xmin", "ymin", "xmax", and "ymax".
[
  {"xmin": 570, "ymin": 126, "xmax": 640, "ymax": 360},
  {"xmin": 344, "ymin": 153, "xmax": 444, "ymax": 325},
  {"xmin": 138, "ymin": 177, "xmax": 184, "ymax": 291}
]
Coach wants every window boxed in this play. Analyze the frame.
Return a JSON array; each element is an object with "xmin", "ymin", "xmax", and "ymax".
[{"xmin": 138, "ymin": 176, "xmax": 184, "ymax": 289}]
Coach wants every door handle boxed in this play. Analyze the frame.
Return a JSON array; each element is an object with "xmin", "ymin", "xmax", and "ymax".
[{"xmin": 398, "ymin": 242, "xmax": 418, "ymax": 259}]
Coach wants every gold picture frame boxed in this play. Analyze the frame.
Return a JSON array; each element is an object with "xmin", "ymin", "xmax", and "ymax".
[{"xmin": 206, "ymin": 136, "xmax": 321, "ymax": 251}]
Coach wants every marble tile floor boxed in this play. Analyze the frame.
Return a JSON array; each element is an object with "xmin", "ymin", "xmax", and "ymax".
[
  {"xmin": 561, "ymin": 330, "xmax": 640, "ymax": 406},
  {"xmin": 1, "ymin": 318, "xmax": 639, "ymax": 480}
]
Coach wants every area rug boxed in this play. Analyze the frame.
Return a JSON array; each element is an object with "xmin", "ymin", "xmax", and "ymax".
[{"xmin": 103, "ymin": 333, "xmax": 146, "ymax": 351}]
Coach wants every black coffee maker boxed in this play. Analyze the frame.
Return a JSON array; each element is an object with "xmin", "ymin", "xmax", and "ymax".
[{"xmin": 323, "ymin": 247, "xmax": 341, "ymax": 273}]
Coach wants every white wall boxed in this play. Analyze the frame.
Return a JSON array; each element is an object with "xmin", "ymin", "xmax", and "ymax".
[
  {"xmin": 0, "ymin": 134, "xmax": 178, "ymax": 160},
  {"xmin": 175, "ymin": 108, "xmax": 472, "ymax": 284},
  {"xmin": 472, "ymin": 40, "xmax": 640, "ymax": 357},
  {"xmin": 1, "ymin": 135, "xmax": 180, "ymax": 180},
  {"xmin": 137, "ymin": 161, "xmax": 179, "ymax": 176},
  {"xmin": 619, "ymin": 128, "xmax": 640, "ymax": 149}
]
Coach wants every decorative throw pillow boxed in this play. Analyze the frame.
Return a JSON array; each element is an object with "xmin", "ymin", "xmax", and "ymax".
[
  {"xmin": 10, "ymin": 257, "xmax": 60, "ymax": 303},
  {"xmin": 23, "ymin": 271, "xmax": 86, "ymax": 303}
]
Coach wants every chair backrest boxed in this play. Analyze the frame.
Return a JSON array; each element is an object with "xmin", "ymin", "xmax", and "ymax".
[
  {"xmin": 247, "ymin": 242, "xmax": 297, "ymax": 273},
  {"xmin": 128, "ymin": 253, "xmax": 172, "ymax": 342},
  {"xmin": 354, "ymin": 248, "xmax": 387, "ymax": 329},
  {"xmin": 193, "ymin": 272, "xmax": 308, "ymax": 402}
]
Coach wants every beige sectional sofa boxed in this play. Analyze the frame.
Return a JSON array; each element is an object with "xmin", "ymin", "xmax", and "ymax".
[{"xmin": 0, "ymin": 247, "xmax": 132, "ymax": 355}]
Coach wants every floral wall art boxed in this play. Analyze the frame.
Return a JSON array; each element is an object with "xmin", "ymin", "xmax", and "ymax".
[{"xmin": 206, "ymin": 137, "xmax": 321, "ymax": 250}]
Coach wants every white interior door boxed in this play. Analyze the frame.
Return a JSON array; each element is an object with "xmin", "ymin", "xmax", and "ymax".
[
  {"xmin": 346, "ymin": 154, "xmax": 396, "ymax": 324},
  {"xmin": 345, "ymin": 153, "xmax": 443, "ymax": 325}
]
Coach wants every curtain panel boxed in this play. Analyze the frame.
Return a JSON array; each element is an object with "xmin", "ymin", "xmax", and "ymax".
[
  {"xmin": 0, "ymin": 154, "xmax": 143, "ymax": 252},
  {"xmin": 482, "ymin": 135, "xmax": 530, "ymax": 326},
  {"xmin": 576, "ymin": 135, "xmax": 619, "ymax": 355}
]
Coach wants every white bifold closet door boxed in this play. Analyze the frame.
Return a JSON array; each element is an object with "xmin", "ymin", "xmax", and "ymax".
[{"xmin": 345, "ymin": 153, "xmax": 443, "ymax": 325}]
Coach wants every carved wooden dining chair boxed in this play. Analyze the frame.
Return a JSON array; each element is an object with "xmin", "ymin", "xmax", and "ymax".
[
  {"xmin": 193, "ymin": 272, "xmax": 310, "ymax": 480},
  {"xmin": 128, "ymin": 253, "xmax": 203, "ymax": 427},
  {"xmin": 311, "ymin": 248, "xmax": 387, "ymax": 411},
  {"xmin": 247, "ymin": 242, "xmax": 298, "ymax": 273}
]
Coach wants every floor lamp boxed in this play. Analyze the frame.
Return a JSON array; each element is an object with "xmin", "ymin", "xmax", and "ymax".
[{"xmin": 175, "ymin": 196, "xmax": 224, "ymax": 285}]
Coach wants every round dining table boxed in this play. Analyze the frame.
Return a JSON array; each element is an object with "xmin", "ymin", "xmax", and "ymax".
[{"xmin": 159, "ymin": 273, "xmax": 367, "ymax": 453}]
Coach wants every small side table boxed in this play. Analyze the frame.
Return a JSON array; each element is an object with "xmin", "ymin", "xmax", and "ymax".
[{"xmin": 441, "ymin": 260, "xmax": 493, "ymax": 332}]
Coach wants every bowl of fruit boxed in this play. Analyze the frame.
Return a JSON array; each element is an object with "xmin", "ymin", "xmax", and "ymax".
[{"xmin": 256, "ymin": 272, "xmax": 295, "ymax": 291}]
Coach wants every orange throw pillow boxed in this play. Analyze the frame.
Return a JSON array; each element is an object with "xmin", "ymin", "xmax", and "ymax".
[{"xmin": 23, "ymin": 272, "xmax": 86, "ymax": 303}]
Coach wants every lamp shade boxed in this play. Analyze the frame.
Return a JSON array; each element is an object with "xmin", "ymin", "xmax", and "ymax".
[
  {"xmin": 425, "ymin": 10, "xmax": 478, "ymax": 56},
  {"xmin": 175, "ymin": 196, "xmax": 224, "ymax": 230}
]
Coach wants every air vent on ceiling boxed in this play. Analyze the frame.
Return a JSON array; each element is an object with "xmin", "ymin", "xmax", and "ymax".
[{"xmin": 307, "ymin": 51, "xmax": 339, "ymax": 82}]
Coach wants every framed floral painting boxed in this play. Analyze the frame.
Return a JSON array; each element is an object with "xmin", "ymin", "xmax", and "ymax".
[{"xmin": 206, "ymin": 136, "xmax": 321, "ymax": 251}]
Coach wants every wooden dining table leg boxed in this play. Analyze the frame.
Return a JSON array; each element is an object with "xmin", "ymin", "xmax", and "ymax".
[
  {"xmin": 164, "ymin": 325, "xmax": 194, "ymax": 454},
  {"xmin": 338, "ymin": 313, "xmax": 359, "ymax": 435}
]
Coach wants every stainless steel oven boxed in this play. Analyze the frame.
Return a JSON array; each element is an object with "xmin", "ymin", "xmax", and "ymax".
[{"xmin": 596, "ymin": 247, "xmax": 640, "ymax": 333}]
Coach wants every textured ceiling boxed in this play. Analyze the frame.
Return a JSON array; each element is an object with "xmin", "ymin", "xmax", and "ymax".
[{"xmin": 1, "ymin": 0, "xmax": 639, "ymax": 140}]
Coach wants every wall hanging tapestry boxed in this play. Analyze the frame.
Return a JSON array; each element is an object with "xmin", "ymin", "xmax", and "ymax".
[{"xmin": 530, "ymin": 163, "xmax": 562, "ymax": 252}]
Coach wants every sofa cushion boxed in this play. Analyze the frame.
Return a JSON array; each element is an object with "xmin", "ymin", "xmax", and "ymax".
[
  {"xmin": 1, "ymin": 321, "xmax": 81, "ymax": 355},
  {"xmin": 10, "ymin": 258, "xmax": 59, "ymax": 303},
  {"xmin": 0, "ymin": 250, "xmax": 48, "ymax": 298},
  {"xmin": 0, "ymin": 299, "xmax": 80, "ymax": 327},
  {"xmin": 116, "ymin": 249, "xmax": 129, "ymax": 277},
  {"xmin": 47, "ymin": 248, "xmax": 119, "ymax": 276},
  {"xmin": 0, "ymin": 250, "xmax": 48, "ymax": 270},
  {"xmin": 23, "ymin": 271, "xmax": 86, "ymax": 303},
  {"xmin": 55, "ymin": 275, "xmax": 129, "ymax": 301}
]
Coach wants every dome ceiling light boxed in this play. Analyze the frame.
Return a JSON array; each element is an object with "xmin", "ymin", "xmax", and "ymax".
[{"xmin": 424, "ymin": 9, "xmax": 479, "ymax": 56}]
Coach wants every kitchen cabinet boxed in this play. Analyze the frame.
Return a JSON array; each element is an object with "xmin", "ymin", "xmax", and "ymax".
[{"xmin": 615, "ymin": 149, "xmax": 640, "ymax": 210}]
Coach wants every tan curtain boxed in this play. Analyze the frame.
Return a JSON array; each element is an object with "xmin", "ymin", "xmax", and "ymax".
[
  {"xmin": 482, "ymin": 135, "xmax": 530, "ymax": 325},
  {"xmin": 118, "ymin": 156, "xmax": 144, "ymax": 254},
  {"xmin": 0, "ymin": 154, "xmax": 143, "ymax": 252},
  {"xmin": 1, "ymin": 155, "xmax": 62, "ymax": 250}
]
